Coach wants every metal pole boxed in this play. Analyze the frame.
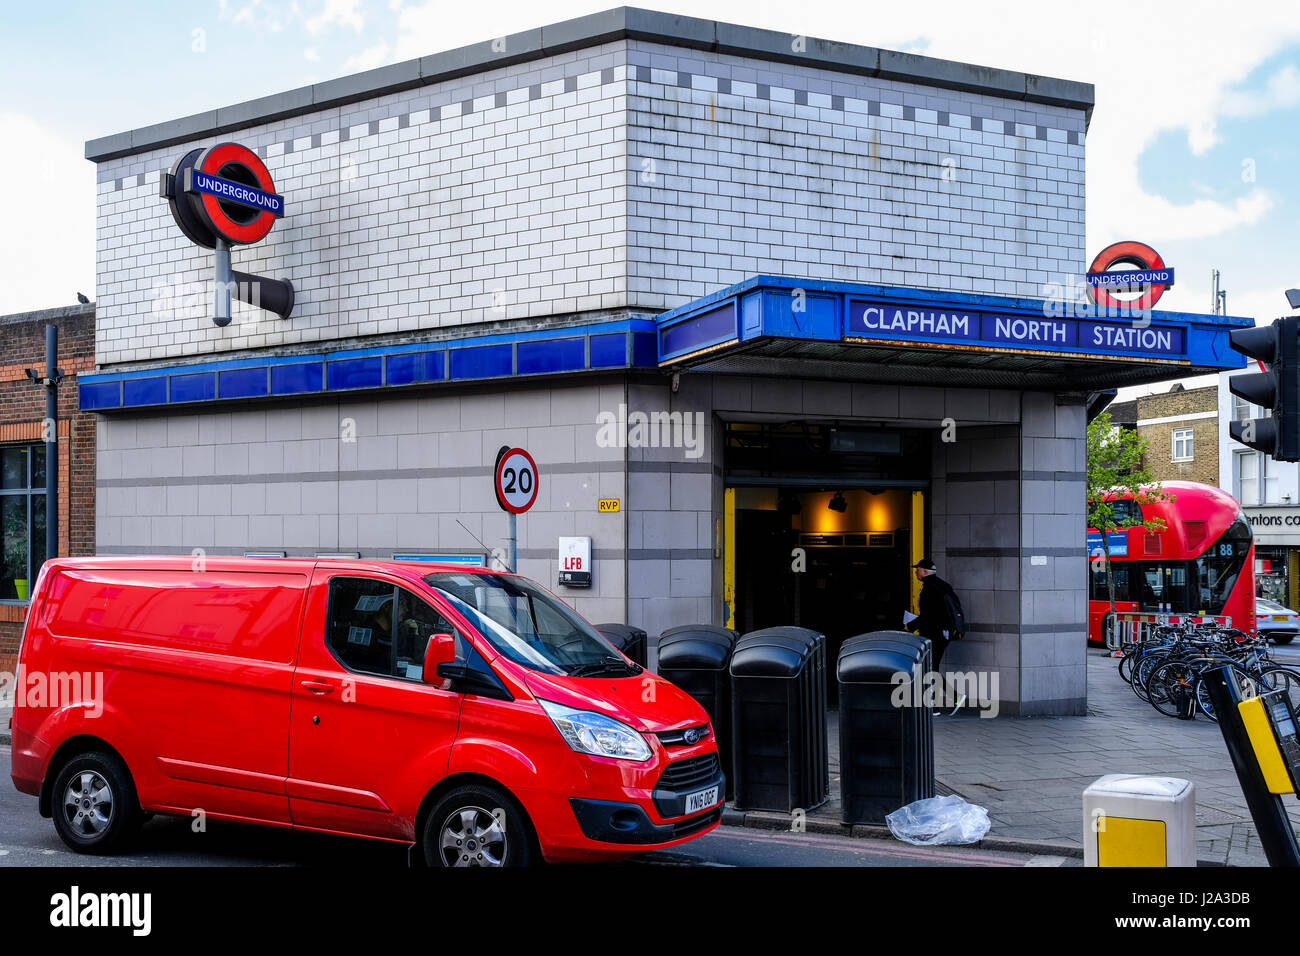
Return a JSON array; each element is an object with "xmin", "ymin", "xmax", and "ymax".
[
  {"xmin": 44, "ymin": 324, "xmax": 58, "ymax": 563},
  {"xmin": 214, "ymin": 238, "xmax": 232, "ymax": 327},
  {"xmin": 508, "ymin": 511, "xmax": 517, "ymax": 573},
  {"xmin": 1203, "ymin": 664, "xmax": 1300, "ymax": 866}
]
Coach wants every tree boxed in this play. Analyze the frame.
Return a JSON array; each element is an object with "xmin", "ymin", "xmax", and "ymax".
[{"xmin": 1085, "ymin": 410, "xmax": 1175, "ymax": 643}]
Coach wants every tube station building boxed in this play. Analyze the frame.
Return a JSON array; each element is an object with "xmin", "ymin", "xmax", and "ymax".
[{"xmin": 78, "ymin": 7, "xmax": 1250, "ymax": 715}]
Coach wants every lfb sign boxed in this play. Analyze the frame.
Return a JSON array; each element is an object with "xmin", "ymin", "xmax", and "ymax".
[{"xmin": 558, "ymin": 536, "xmax": 592, "ymax": 588}]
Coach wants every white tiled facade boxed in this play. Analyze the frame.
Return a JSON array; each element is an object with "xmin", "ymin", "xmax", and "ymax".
[
  {"xmin": 87, "ymin": 14, "xmax": 1098, "ymax": 715},
  {"xmin": 93, "ymin": 39, "xmax": 1085, "ymax": 368},
  {"xmin": 95, "ymin": 43, "xmax": 630, "ymax": 366},
  {"xmin": 624, "ymin": 40, "xmax": 1085, "ymax": 308}
]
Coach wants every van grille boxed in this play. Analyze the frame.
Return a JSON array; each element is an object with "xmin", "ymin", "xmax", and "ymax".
[
  {"xmin": 658, "ymin": 753, "xmax": 720, "ymax": 792},
  {"xmin": 655, "ymin": 725, "xmax": 711, "ymax": 748},
  {"xmin": 673, "ymin": 806, "xmax": 721, "ymax": 839}
]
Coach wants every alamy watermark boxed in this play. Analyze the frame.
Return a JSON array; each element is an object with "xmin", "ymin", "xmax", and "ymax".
[
  {"xmin": 0, "ymin": 670, "xmax": 104, "ymax": 718},
  {"xmin": 595, "ymin": 404, "xmax": 706, "ymax": 459},
  {"xmin": 891, "ymin": 669, "xmax": 1000, "ymax": 718}
]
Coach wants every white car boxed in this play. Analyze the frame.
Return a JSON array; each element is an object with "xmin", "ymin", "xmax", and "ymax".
[{"xmin": 1256, "ymin": 597, "xmax": 1299, "ymax": 645}]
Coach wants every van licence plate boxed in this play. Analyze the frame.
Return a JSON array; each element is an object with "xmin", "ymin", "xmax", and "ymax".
[{"xmin": 684, "ymin": 785, "xmax": 719, "ymax": 814}]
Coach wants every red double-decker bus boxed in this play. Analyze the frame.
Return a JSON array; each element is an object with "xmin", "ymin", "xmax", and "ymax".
[{"xmin": 1087, "ymin": 480, "xmax": 1255, "ymax": 645}]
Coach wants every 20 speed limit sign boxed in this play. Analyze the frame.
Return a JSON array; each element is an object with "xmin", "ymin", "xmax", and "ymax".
[{"xmin": 494, "ymin": 447, "xmax": 539, "ymax": 514}]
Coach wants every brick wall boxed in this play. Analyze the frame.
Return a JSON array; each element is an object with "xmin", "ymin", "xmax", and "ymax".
[
  {"xmin": 1136, "ymin": 385, "xmax": 1219, "ymax": 487},
  {"xmin": 0, "ymin": 304, "xmax": 96, "ymax": 673}
]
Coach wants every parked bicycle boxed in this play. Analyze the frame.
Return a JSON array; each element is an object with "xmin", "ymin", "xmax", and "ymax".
[{"xmin": 1112, "ymin": 616, "xmax": 1300, "ymax": 721}]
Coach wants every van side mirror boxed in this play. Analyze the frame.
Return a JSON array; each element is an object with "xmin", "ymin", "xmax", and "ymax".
[{"xmin": 422, "ymin": 633, "xmax": 457, "ymax": 686}]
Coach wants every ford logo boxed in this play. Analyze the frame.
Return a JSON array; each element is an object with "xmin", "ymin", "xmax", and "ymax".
[{"xmin": 683, "ymin": 728, "xmax": 701, "ymax": 745}]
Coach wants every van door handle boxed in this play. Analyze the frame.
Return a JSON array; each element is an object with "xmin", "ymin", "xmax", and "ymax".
[{"xmin": 300, "ymin": 680, "xmax": 335, "ymax": 694}]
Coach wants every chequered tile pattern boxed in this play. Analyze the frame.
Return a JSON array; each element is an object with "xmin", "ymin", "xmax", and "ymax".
[{"xmin": 94, "ymin": 39, "xmax": 1087, "ymax": 367}]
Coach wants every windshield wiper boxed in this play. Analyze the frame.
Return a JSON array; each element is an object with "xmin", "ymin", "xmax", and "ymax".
[{"xmin": 570, "ymin": 658, "xmax": 640, "ymax": 678}]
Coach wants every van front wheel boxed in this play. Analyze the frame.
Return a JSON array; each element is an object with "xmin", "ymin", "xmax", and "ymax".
[
  {"xmin": 50, "ymin": 751, "xmax": 141, "ymax": 854},
  {"xmin": 423, "ymin": 785, "xmax": 533, "ymax": 868}
]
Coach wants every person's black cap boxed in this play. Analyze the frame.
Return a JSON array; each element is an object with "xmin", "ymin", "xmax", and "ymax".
[{"xmin": 913, "ymin": 558, "xmax": 936, "ymax": 571}]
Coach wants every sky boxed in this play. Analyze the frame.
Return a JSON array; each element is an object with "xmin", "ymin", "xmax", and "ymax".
[{"xmin": 3, "ymin": 0, "xmax": 1299, "ymax": 398}]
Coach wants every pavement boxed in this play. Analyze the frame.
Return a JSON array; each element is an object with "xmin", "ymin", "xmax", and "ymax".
[
  {"xmin": 722, "ymin": 647, "xmax": 1300, "ymax": 867},
  {"xmin": 6, "ymin": 646, "xmax": 1300, "ymax": 866}
]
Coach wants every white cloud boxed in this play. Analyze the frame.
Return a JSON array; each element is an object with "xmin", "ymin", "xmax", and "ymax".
[
  {"xmin": 304, "ymin": 47, "xmax": 320, "ymax": 61},
  {"xmin": 0, "ymin": 114, "xmax": 95, "ymax": 315},
  {"xmin": 305, "ymin": 0, "xmax": 365, "ymax": 34},
  {"xmin": 1199, "ymin": 64, "xmax": 1300, "ymax": 152}
]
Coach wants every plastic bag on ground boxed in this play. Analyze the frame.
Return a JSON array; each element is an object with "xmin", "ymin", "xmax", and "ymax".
[{"xmin": 885, "ymin": 794, "xmax": 991, "ymax": 846}]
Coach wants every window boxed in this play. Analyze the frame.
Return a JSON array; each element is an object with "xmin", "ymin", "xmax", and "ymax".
[
  {"xmin": 1, "ymin": 444, "xmax": 47, "ymax": 601},
  {"xmin": 1089, "ymin": 562, "xmax": 1131, "ymax": 603},
  {"xmin": 1239, "ymin": 452, "xmax": 1258, "ymax": 504},
  {"xmin": 1237, "ymin": 452, "xmax": 1277, "ymax": 505},
  {"xmin": 324, "ymin": 577, "xmax": 458, "ymax": 680},
  {"xmin": 1171, "ymin": 428, "xmax": 1193, "ymax": 462},
  {"xmin": 1193, "ymin": 514, "xmax": 1252, "ymax": 613},
  {"xmin": 1135, "ymin": 562, "xmax": 1189, "ymax": 612},
  {"xmin": 1090, "ymin": 498, "xmax": 1141, "ymax": 528},
  {"xmin": 1232, "ymin": 392, "xmax": 1256, "ymax": 423},
  {"xmin": 424, "ymin": 571, "xmax": 639, "ymax": 678}
]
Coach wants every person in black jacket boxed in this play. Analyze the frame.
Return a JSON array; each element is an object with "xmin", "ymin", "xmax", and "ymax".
[
  {"xmin": 909, "ymin": 557, "xmax": 964, "ymax": 714},
  {"xmin": 910, "ymin": 557, "xmax": 957, "ymax": 667}
]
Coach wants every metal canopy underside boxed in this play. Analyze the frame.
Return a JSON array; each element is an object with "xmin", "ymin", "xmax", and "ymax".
[{"xmin": 672, "ymin": 336, "xmax": 1210, "ymax": 390}]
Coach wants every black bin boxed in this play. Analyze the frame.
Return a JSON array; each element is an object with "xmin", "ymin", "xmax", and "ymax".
[
  {"xmin": 657, "ymin": 625, "xmax": 739, "ymax": 797},
  {"xmin": 595, "ymin": 623, "xmax": 648, "ymax": 668},
  {"xmin": 730, "ymin": 626, "xmax": 829, "ymax": 813},
  {"xmin": 838, "ymin": 630, "xmax": 935, "ymax": 825}
]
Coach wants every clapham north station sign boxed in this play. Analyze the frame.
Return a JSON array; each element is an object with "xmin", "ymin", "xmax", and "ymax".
[{"xmin": 848, "ymin": 303, "xmax": 1186, "ymax": 357}]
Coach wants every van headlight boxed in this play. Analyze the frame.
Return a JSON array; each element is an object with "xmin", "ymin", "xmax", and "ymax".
[{"xmin": 539, "ymin": 700, "xmax": 652, "ymax": 761}]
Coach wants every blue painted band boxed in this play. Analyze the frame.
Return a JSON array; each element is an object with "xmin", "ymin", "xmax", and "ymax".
[{"xmin": 79, "ymin": 318, "xmax": 658, "ymax": 412}]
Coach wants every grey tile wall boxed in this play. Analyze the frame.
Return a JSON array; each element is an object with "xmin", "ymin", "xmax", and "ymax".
[
  {"xmin": 96, "ymin": 380, "xmax": 630, "ymax": 623},
  {"xmin": 625, "ymin": 39, "xmax": 1086, "ymax": 311},
  {"xmin": 1017, "ymin": 392, "xmax": 1088, "ymax": 715}
]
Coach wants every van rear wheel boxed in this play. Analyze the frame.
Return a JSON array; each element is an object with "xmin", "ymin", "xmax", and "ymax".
[
  {"xmin": 50, "ymin": 751, "xmax": 141, "ymax": 854},
  {"xmin": 423, "ymin": 785, "xmax": 533, "ymax": 868}
]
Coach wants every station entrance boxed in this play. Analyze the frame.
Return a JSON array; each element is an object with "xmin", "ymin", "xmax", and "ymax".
[{"xmin": 723, "ymin": 421, "xmax": 932, "ymax": 665}]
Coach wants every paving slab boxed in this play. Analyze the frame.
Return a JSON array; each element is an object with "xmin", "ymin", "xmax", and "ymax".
[{"xmin": 771, "ymin": 648, "xmax": 1300, "ymax": 865}]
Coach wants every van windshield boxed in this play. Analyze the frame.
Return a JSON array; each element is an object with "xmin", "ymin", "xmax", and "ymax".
[{"xmin": 423, "ymin": 572, "xmax": 640, "ymax": 678}]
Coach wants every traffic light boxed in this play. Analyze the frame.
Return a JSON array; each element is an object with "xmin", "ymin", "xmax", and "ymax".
[{"xmin": 1229, "ymin": 316, "xmax": 1300, "ymax": 461}]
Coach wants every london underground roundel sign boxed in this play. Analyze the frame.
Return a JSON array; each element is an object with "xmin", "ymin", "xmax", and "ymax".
[
  {"xmin": 1085, "ymin": 240, "xmax": 1175, "ymax": 312},
  {"xmin": 164, "ymin": 142, "xmax": 286, "ymax": 248},
  {"xmin": 495, "ymin": 447, "xmax": 539, "ymax": 515}
]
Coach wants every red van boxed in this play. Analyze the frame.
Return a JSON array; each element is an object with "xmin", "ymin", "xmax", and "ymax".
[{"xmin": 10, "ymin": 557, "xmax": 723, "ymax": 865}]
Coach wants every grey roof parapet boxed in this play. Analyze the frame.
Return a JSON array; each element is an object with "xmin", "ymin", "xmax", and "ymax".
[
  {"xmin": 0, "ymin": 302, "xmax": 95, "ymax": 328},
  {"xmin": 84, "ymin": 6, "xmax": 1094, "ymax": 162}
]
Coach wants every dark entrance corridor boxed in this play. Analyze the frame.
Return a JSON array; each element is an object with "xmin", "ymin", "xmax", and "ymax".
[{"xmin": 725, "ymin": 422, "xmax": 932, "ymax": 666}]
